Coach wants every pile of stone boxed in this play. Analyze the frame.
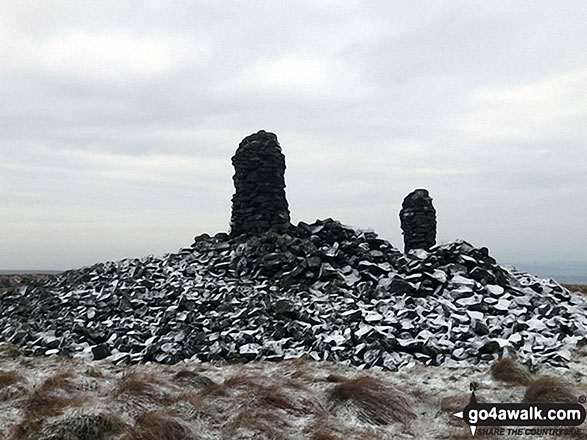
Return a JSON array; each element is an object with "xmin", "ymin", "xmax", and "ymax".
[
  {"xmin": 1, "ymin": 132, "xmax": 585, "ymax": 370},
  {"xmin": 1, "ymin": 219, "xmax": 585, "ymax": 370},
  {"xmin": 400, "ymin": 189, "xmax": 437, "ymax": 252},
  {"xmin": 218, "ymin": 218, "xmax": 403, "ymax": 288},
  {"xmin": 230, "ymin": 130, "xmax": 291, "ymax": 236}
]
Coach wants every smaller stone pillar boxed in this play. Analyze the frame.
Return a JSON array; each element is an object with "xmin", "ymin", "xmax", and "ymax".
[
  {"xmin": 400, "ymin": 189, "xmax": 437, "ymax": 252},
  {"xmin": 230, "ymin": 130, "xmax": 291, "ymax": 236}
]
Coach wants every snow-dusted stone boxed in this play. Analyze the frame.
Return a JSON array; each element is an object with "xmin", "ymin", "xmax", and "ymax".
[{"xmin": 0, "ymin": 220, "xmax": 585, "ymax": 371}]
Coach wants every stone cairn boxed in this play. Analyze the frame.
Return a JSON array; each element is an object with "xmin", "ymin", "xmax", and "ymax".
[
  {"xmin": 400, "ymin": 188, "xmax": 437, "ymax": 252},
  {"xmin": 230, "ymin": 130, "xmax": 291, "ymax": 236}
]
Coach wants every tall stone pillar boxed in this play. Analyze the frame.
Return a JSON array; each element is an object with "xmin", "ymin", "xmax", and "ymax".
[
  {"xmin": 230, "ymin": 130, "xmax": 291, "ymax": 236},
  {"xmin": 400, "ymin": 189, "xmax": 436, "ymax": 252}
]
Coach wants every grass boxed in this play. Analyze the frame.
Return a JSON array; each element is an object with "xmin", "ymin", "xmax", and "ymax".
[
  {"xmin": 0, "ymin": 344, "xmax": 21, "ymax": 359},
  {"xmin": 222, "ymin": 373, "xmax": 325, "ymax": 416},
  {"xmin": 524, "ymin": 376, "xmax": 578, "ymax": 403},
  {"xmin": 118, "ymin": 369, "xmax": 157, "ymax": 395},
  {"xmin": 180, "ymin": 372, "xmax": 327, "ymax": 439},
  {"xmin": 259, "ymin": 383, "xmax": 325, "ymax": 415},
  {"xmin": 325, "ymin": 373, "xmax": 347, "ymax": 383},
  {"xmin": 40, "ymin": 413, "xmax": 125, "ymax": 440},
  {"xmin": 39, "ymin": 371, "xmax": 74, "ymax": 391},
  {"xmin": 489, "ymin": 358, "xmax": 532, "ymax": 385},
  {"xmin": 11, "ymin": 419, "xmax": 43, "ymax": 440},
  {"xmin": 311, "ymin": 428, "xmax": 341, "ymax": 440},
  {"xmin": 2, "ymin": 352, "xmax": 586, "ymax": 439},
  {"xmin": 307, "ymin": 416, "xmax": 378, "ymax": 440},
  {"xmin": 173, "ymin": 369, "xmax": 215, "ymax": 388},
  {"xmin": 226, "ymin": 373, "xmax": 324, "ymax": 437},
  {"xmin": 228, "ymin": 407, "xmax": 291, "ymax": 439},
  {"xmin": 25, "ymin": 391, "xmax": 75, "ymax": 418},
  {"xmin": 24, "ymin": 371, "xmax": 85, "ymax": 418},
  {"xmin": 328, "ymin": 376, "xmax": 416, "ymax": 427},
  {"xmin": 85, "ymin": 366, "xmax": 104, "ymax": 378},
  {"xmin": 127, "ymin": 411, "xmax": 199, "ymax": 440},
  {"xmin": 0, "ymin": 370, "xmax": 23, "ymax": 389},
  {"xmin": 12, "ymin": 371, "xmax": 89, "ymax": 439},
  {"xmin": 116, "ymin": 367, "xmax": 173, "ymax": 403}
]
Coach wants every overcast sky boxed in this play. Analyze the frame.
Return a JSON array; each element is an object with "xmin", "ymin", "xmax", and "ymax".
[{"xmin": 1, "ymin": 1, "xmax": 586, "ymax": 272}]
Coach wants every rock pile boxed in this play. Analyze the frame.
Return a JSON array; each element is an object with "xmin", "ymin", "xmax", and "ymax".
[
  {"xmin": 1, "ymin": 219, "xmax": 585, "ymax": 370},
  {"xmin": 400, "ymin": 189, "xmax": 437, "ymax": 252},
  {"xmin": 230, "ymin": 130, "xmax": 291, "ymax": 236}
]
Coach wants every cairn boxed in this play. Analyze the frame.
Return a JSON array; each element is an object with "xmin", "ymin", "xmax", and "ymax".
[
  {"xmin": 230, "ymin": 130, "xmax": 291, "ymax": 236},
  {"xmin": 400, "ymin": 189, "xmax": 437, "ymax": 252}
]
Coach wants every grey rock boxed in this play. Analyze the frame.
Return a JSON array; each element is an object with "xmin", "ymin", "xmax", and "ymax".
[
  {"xmin": 91, "ymin": 344, "xmax": 111, "ymax": 360},
  {"xmin": 0, "ymin": 217, "xmax": 582, "ymax": 371},
  {"xmin": 399, "ymin": 189, "xmax": 437, "ymax": 252},
  {"xmin": 230, "ymin": 130, "xmax": 291, "ymax": 236}
]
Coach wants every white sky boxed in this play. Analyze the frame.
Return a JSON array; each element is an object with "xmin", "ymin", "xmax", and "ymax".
[{"xmin": 1, "ymin": 1, "xmax": 586, "ymax": 271}]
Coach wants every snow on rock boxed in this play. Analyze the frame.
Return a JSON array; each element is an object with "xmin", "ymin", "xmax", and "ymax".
[{"xmin": 1, "ymin": 218, "xmax": 586, "ymax": 370}]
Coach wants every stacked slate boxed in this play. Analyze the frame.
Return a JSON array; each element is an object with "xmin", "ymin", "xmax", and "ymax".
[
  {"xmin": 230, "ymin": 130, "xmax": 291, "ymax": 236},
  {"xmin": 1, "ymin": 219, "xmax": 586, "ymax": 370},
  {"xmin": 400, "ymin": 189, "xmax": 437, "ymax": 252}
]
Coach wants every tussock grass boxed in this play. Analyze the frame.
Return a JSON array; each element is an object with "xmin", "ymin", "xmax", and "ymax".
[
  {"xmin": 311, "ymin": 429, "xmax": 340, "ymax": 440},
  {"xmin": 307, "ymin": 416, "xmax": 378, "ymax": 440},
  {"xmin": 328, "ymin": 376, "xmax": 416, "ymax": 426},
  {"xmin": 25, "ymin": 389, "xmax": 87, "ymax": 418},
  {"xmin": 118, "ymin": 369, "xmax": 158, "ymax": 395},
  {"xmin": 259, "ymin": 383, "xmax": 325, "ymax": 416},
  {"xmin": 408, "ymin": 386, "xmax": 431, "ymax": 403},
  {"xmin": 325, "ymin": 373, "xmax": 347, "ymax": 383},
  {"xmin": 4, "ymin": 351, "xmax": 585, "ymax": 439},
  {"xmin": 24, "ymin": 371, "xmax": 85, "ymax": 418},
  {"xmin": 0, "ymin": 370, "xmax": 23, "ymax": 389},
  {"xmin": 13, "ymin": 371, "xmax": 89, "ymax": 439},
  {"xmin": 222, "ymin": 373, "xmax": 325, "ymax": 416},
  {"xmin": 187, "ymin": 376, "xmax": 224, "ymax": 400},
  {"xmin": 85, "ymin": 366, "xmax": 104, "ymax": 378},
  {"xmin": 182, "ymin": 372, "xmax": 327, "ymax": 439},
  {"xmin": 228, "ymin": 407, "xmax": 290, "ymax": 439},
  {"xmin": 490, "ymin": 358, "xmax": 532, "ymax": 385},
  {"xmin": 127, "ymin": 411, "xmax": 199, "ymax": 440},
  {"xmin": 40, "ymin": 413, "xmax": 125, "ymax": 440},
  {"xmin": 116, "ymin": 367, "xmax": 173, "ymax": 403},
  {"xmin": 39, "ymin": 371, "xmax": 74, "ymax": 391},
  {"xmin": 11, "ymin": 418, "xmax": 43, "ymax": 440},
  {"xmin": 286, "ymin": 365, "xmax": 316, "ymax": 383},
  {"xmin": 173, "ymin": 370, "xmax": 214, "ymax": 389},
  {"xmin": 524, "ymin": 376, "xmax": 577, "ymax": 403},
  {"xmin": 222, "ymin": 372, "xmax": 261, "ymax": 388},
  {"xmin": 0, "ymin": 344, "xmax": 21, "ymax": 359}
]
